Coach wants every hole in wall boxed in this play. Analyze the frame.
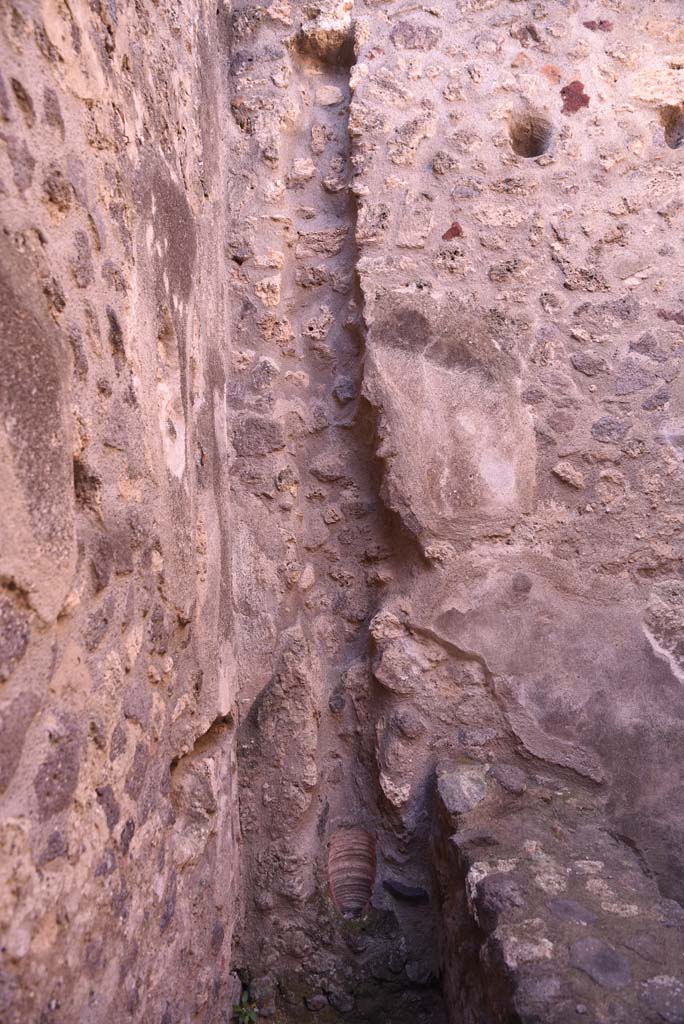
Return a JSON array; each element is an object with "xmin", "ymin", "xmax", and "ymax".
[
  {"xmin": 659, "ymin": 104, "xmax": 684, "ymax": 149},
  {"xmin": 508, "ymin": 112, "xmax": 554, "ymax": 158},
  {"xmin": 293, "ymin": 9, "xmax": 356, "ymax": 69},
  {"xmin": 327, "ymin": 826, "xmax": 376, "ymax": 918}
]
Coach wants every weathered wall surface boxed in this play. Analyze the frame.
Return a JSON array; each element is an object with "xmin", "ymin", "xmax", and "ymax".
[
  {"xmin": 228, "ymin": 0, "xmax": 684, "ymax": 1021},
  {"xmin": 0, "ymin": 1, "xmax": 240, "ymax": 1020},
  {"xmin": 3, "ymin": 0, "xmax": 684, "ymax": 1022},
  {"xmin": 350, "ymin": 1, "xmax": 684, "ymax": 1019},
  {"xmin": 351, "ymin": 0, "xmax": 684, "ymax": 901}
]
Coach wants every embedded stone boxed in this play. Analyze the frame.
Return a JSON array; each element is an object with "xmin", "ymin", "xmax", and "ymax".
[
  {"xmin": 305, "ymin": 993, "xmax": 328, "ymax": 1011},
  {"xmin": 0, "ymin": 691, "xmax": 40, "ymax": 792},
  {"xmin": 33, "ymin": 719, "xmax": 81, "ymax": 820},
  {"xmin": 392, "ymin": 706, "xmax": 425, "ymax": 740},
  {"xmin": 490, "ymin": 764, "xmax": 527, "ymax": 795},
  {"xmin": 614, "ymin": 359, "xmax": 655, "ymax": 396},
  {"xmin": 0, "ymin": 590, "xmax": 30, "ymax": 681},
  {"xmin": 552, "ymin": 461, "xmax": 585, "ymax": 490},
  {"xmin": 37, "ymin": 830, "xmax": 68, "ymax": 866},
  {"xmin": 641, "ymin": 976, "xmax": 684, "ymax": 1024},
  {"xmin": 591, "ymin": 415, "xmax": 632, "ymax": 444},
  {"xmin": 390, "ymin": 20, "xmax": 442, "ymax": 51},
  {"xmin": 383, "ymin": 878, "xmax": 430, "ymax": 904},
  {"xmin": 547, "ymin": 897, "xmax": 598, "ymax": 926},
  {"xmin": 96, "ymin": 784, "xmax": 121, "ymax": 831},
  {"xmin": 316, "ymin": 85, "xmax": 344, "ymax": 106},
  {"xmin": 643, "ymin": 385, "xmax": 670, "ymax": 411},
  {"xmin": 233, "ymin": 414, "xmax": 286, "ymax": 456},
  {"xmin": 437, "ymin": 765, "xmax": 488, "ymax": 816},
  {"xmin": 561, "ymin": 80, "xmax": 590, "ymax": 114},
  {"xmin": 119, "ymin": 819, "xmax": 136, "ymax": 855},
  {"xmin": 124, "ymin": 742, "xmax": 150, "ymax": 801},
  {"xmin": 570, "ymin": 938, "xmax": 631, "ymax": 989},
  {"xmin": 332, "ymin": 377, "xmax": 357, "ymax": 404},
  {"xmin": 433, "ymin": 150, "xmax": 459, "ymax": 176},
  {"xmin": 571, "ymin": 351, "xmax": 608, "ymax": 377},
  {"xmin": 328, "ymin": 990, "xmax": 354, "ymax": 1014},
  {"xmin": 473, "ymin": 874, "xmax": 526, "ymax": 930}
]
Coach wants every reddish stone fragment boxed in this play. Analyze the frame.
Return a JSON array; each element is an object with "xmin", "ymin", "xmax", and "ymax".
[
  {"xmin": 442, "ymin": 221, "xmax": 463, "ymax": 241},
  {"xmin": 541, "ymin": 63, "xmax": 561, "ymax": 84},
  {"xmin": 561, "ymin": 80, "xmax": 590, "ymax": 114}
]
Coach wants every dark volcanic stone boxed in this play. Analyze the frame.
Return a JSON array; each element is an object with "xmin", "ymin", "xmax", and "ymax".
[
  {"xmin": 0, "ymin": 691, "xmax": 40, "ymax": 792},
  {"xmin": 393, "ymin": 706, "xmax": 425, "ymax": 740},
  {"xmin": 37, "ymin": 829, "xmax": 68, "ymax": 866},
  {"xmin": 332, "ymin": 377, "xmax": 357, "ymax": 404},
  {"xmin": 84, "ymin": 596, "xmax": 115, "ymax": 652},
  {"xmin": 641, "ymin": 976, "xmax": 684, "ymax": 1023},
  {"xmin": 515, "ymin": 972, "xmax": 562, "ymax": 1006},
  {"xmin": 390, "ymin": 20, "xmax": 441, "ymax": 51},
  {"xmin": 591, "ymin": 415, "xmax": 631, "ymax": 444},
  {"xmin": 305, "ymin": 994, "xmax": 328, "ymax": 1011},
  {"xmin": 160, "ymin": 870, "xmax": 177, "ymax": 932},
  {"xmin": 547, "ymin": 897, "xmax": 598, "ymax": 926},
  {"xmin": 210, "ymin": 921, "xmax": 225, "ymax": 954},
  {"xmin": 570, "ymin": 938, "xmax": 631, "ymax": 989},
  {"xmin": 95, "ymin": 847, "xmax": 117, "ymax": 877},
  {"xmin": 614, "ymin": 359, "xmax": 655, "ymax": 396},
  {"xmin": 3, "ymin": 134, "xmax": 36, "ymax": 190},
  {"xmin": 643, "ymin": 386, "xmax": 670, "ymax": 411},
  {"xmin": 110, "ymin": 721, "xmax": 127, "ymax": 762},
  {"xmin": 119, "ymin": 818, "xmax": 135, "ymax": 855},
  {"xmin": 383, "ymin": 878, "xmax": 430, "ymax": 904},
  {"xmin": 328, "ymin": 990, "xmax": 354, "ymax": 1014},
  {"xmin": 124, "ymin": 741, "xmax": 149, "ymax": 800},
  {"xmin": 33, "ymin": 718, "xmax": 81, "ymax": 820},
  {"xmin": 232, "ymin": 414, "xmax": 285, "ymax": 456},
  {"xmin": 474, "ymin": 873, "xmax": 526, "ymax": 930},
  {"xmin": 571, "ymin": 351, "xmax": 607, "ymax": 377},
  {"xmin": 630, "ymin": 332, "xmax": 668, "ymax": 363},
  {"xmin": 511, "ymin": 572, "xmax": 533, "ymax": 595},
  {"xmin": 91, "ymin": 536, "xmax": 114, "ymax": 592},
  {"xmin": 0, "ymin": 969, "xmax": 18, "ymax": 1013},
  {"xmin": 123, "ymin": 681, "xmax": 151, "ymax": 728},
  {"xmin": 660, "ymin": 899, "xmax": 684, "ymax": 928},
  {"xmin": 328, "ymin": 689, "xmax": 346, "ymax": 714},
  {"xmin": 96, "ymin": 784, "xmax": 121, "ymax": 830},
  {"xmin": 491, "ymin": 764, "xmax": 527, "ymax": 794},
  {"xmin": 0, "ymin": 591, "xmax": 30, "ymax": 682},
  {"xmin": 43, "ymin": 87, "xmax": 64, "ymax": 134}
]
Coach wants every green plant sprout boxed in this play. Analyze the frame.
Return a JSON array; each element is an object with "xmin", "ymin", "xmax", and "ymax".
[{"xmin": 233, "ymin": 990, "xmax": 258, "ymax": 1024}]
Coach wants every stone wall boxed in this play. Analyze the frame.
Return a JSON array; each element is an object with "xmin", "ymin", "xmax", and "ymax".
[
  {"xmin": 348, "ymin": 1, "xmax": 684, "ymax": 1018},
  {"xmin": 0, "ymin": 1, "xmax": 240, "ymax": 1020},
  {"xmin": 352, "ymin": 0, "xmax": 684, "ymax": 906},
  {"xmin": 228, "ymin": 0, "xmax": 684, "ymax": 1019},
  {"xmin": 433, "ymin": 757, "xmax": 684, "ymax": 1024},
  {"xmin": 2, "ymin": 0, "xmax": 684, "ymax": 1022}
]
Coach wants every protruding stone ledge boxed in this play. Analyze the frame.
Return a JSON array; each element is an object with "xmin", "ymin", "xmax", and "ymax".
[{"xmin": 434, "ymin": 767, "xmax": 684, "ymax": 1023}]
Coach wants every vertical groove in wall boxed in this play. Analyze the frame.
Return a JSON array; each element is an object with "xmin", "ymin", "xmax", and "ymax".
[{"xmin": 227, "ymin": 3, "xmax": 446, "ymax": 1020}]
